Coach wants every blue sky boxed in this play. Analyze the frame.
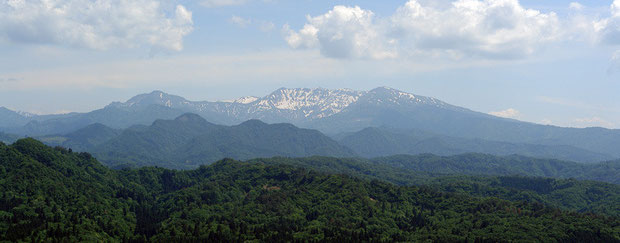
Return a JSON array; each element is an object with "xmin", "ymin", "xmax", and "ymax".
[{"xmin": 1, "ymin": 0, "xmax": 620, "ymax": 128}]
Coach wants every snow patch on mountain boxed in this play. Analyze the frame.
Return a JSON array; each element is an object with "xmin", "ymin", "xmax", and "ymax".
[
  {"xmin": 233, "ymin": 96, "xmax": 259, "ymax": 104},
  {"xmin": 106, "ymin": 87, "xmax": 462, "ymax": 122}
]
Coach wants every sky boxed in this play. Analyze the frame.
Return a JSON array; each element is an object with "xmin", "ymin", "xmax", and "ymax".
[{"xmin": 1, "ymin": 0, "xmax": 620, "ymax": 129}]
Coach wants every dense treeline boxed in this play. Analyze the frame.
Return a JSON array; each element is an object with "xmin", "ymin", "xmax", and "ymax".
[
  {"xmin": 372, "ymin": 153, "xmax": 620, "ymax": 184},
  {"xmin": 253, "ymin": 156, "xmax": 620, "ymax": 217},
  {"xmin": 1, "ymin": 139, "xmax": 619, "ymax": 241}
]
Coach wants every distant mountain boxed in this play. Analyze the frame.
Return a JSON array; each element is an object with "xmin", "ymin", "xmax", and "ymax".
[
  {"xmin": 6, "ymin": 104, "xmax": 185, "ymax": 136},
  {"xmin": 2, "ymin": 87, "xmax": 620, "ymax": 161},
  {"xmin": 37, "ymin": 123, "xmax": 121, "ymax": 151},
  {"xmin": 338, "ymin": 127, "xmax": 613, "ymax": 163},
  {"xmin": 0, "ymin": 107, "xmax": 34, "ymax": 127},
  {"xmin": 106, "ymin": 88, "xmax": 367, "ymax": 125},
  {"xmin": 91, "ymin": 113, "xmax": 356, "ymax": 169},
  {"xmin": 0, "ymin": 131, "xmax": 20, "ymax": 144}
]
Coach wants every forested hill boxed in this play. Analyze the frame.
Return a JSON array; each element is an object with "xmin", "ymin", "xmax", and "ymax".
[
  {"xmin": 371, "ymin": 153, "xmax": 620, "ymax": 185},
  {"xmin": 1, "ymin": 139, "xmax": 619, "ymax": 242},
  {"xmin": 251, "ymin": 156, "xmax": 620, "ymax": 217}
]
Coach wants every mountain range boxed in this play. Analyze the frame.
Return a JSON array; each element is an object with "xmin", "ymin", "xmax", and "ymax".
[
  {"xmin": 337, "ymin": 127, "xmax": 614, "ymax": 163},
  {"xmin": 39, "ymin": 113, "xmax": 354, "ymax": 169},
  {"xmin": 2, "ymin": 87, "xmax": 620, "ymax": 163}
]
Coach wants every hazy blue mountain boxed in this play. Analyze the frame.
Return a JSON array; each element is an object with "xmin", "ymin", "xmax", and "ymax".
[
  {"xmin": 92, "ymin": 113, "xmax": 356, "ymax": 169},
  {"xmin": 298, "ymin": 87, "xmax": 620, "ymax": 159},
  {"xmin": 3, "ymin": 87, "xmax": 620, "ymax": 160},
  {"xmin": 37, "ymin": 123, "xmax": 122, "ymax": 151},
  {"xmin": 4, "ymin": 103, "xmax": 185, "ymax": 136},
  {"xmin": 338, "ymin": 127, "xmax": 613, "ymax": 163},
  {"xmin": 0, "ymin": 107, "xmax": 34, "ymax": 127},
  {"xmin": 0, "ymin": 131, "xmax": 20, "ymax": 144}
]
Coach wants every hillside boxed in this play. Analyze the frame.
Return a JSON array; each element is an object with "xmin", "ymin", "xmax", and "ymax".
[
  {"xmin": 251, "ymin": 156, "xmax": 620, "ymax": 216},
  {"xmin": 0, "ymin": 139, "xmax": 618, "ymax": 241},
  {"xmin": 37, "ymin": 123, "xmax": 122, "ymax": 151},
  {"xmin": 370, "ymin": 153, "xmax": 620, "ymax": 185},
  {"xmin": 92, "ymin": 114, "xmax": 356, "ymax": 169}
]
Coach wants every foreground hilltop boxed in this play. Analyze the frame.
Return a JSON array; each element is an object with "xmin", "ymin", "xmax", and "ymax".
[{"xmin": 1, "ymin": 139, "xmax": 618, "ymax": 241}]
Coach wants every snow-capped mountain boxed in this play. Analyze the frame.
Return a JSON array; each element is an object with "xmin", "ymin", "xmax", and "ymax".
[
  {"xmin": 102, "ymin": 87, "xmax": 461, "ymax": 124},
  {"xmin": 4, "ymin": 86, "xmax": 620, "ymax": 162}
]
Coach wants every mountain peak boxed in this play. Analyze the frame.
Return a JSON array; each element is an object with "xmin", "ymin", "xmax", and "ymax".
[
  {"xmin": 370, "ymin": 86, "xmax": 400, "ymax": 92},
  {"xmin": 238, "ymin": 119, "xmax": 267, "ymax": 127},
  {"xmin": 254, "ymin": 87, "xmax": 364, "ymax": 118},
  {"xmin": 174, "ymin": 113, "xmax": 206, "ymax": 123},
  {"xmin": 233, "ymin": 96, "xmax": 259, "ymax": 104},
  {"xmin": 112, "ymin": 90, "xmax": 190, "ymax": 108}
]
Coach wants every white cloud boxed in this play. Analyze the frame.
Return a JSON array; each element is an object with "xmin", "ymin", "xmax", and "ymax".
[
  {"xmin": 285, "ymin": 0, "xmax": 560, "ymax": 59},
  {"xmin": 574, "ymin": 116, "xmax": 615, "ymax": 128},
  {"xmin": 594, "ymin": 0, "xmax": 620, "ymax": 45},
  {"xmin": 201, "ymin": 0, "xmax": 249, "ymax": 8},
  {"xmin": 284, "ymin": 6, "xmax": 397, "ymax": 59},
  {"xmin": 569, "ymin": 2, "xmax": 584, "ymax": 11},
  {"xmin": 392, "ymin": 0, "xmax": 560, "ymax": 59},
  {"xmin": 230, "ymin": 15, "xmax": 252, "ymax": 28},
  {"xmin": 0, "ymin": 0, "xmax": 193, "ymax": 51},
  {"xmin": 489, "ymin": 108, "xmax": 520, "ymax": 118}
]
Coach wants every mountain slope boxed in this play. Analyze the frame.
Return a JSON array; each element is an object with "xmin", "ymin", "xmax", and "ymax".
[
  {"xmin": 92, "ymin": 113, "xmax": 356, "ymax": 169},
  {"xmin": 0, "ymin": 132, "xmax": 20, "ymax": 144},
  {"xmin": 37, "ymin": 123, "xmax": 122, "ymax": 151},
  {"xmin": 339, "ymin": 127, "xmax": 613, "ymax": 163},
  {"xmin": 0, "ymin": 107, "xmax": 33, "ymax": 127}
]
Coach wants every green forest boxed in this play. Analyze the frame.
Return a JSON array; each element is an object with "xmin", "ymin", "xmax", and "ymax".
[{"xmin": 1, "ymin": 138, "xmax": 619, "ymax": 242}]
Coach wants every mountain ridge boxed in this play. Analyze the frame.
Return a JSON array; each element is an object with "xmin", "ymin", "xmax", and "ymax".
[
  {"xmin": 2, "ymin": 87, "xmax": 620, "ymax": 161},
  {"xmin": 89, "ymin": 113, "xmax": 356, "ymax": 169}
]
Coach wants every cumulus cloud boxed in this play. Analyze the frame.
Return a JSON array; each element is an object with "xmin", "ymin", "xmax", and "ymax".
[
  {"xmin": 285, "ymin": 0, "xmax": 560, "ymax": 59},
  {"xmin": 0, "ymin": 0, "xmax": 193, "ymax": 51},
  {"xmin": 569, "ymin": 2, "xmax": 584, "ymax": 11},
  {"xmin": 284, "ymin": 6, "xmax": 397, "ymax": 59},
  {"xmin": 593, "ymin": 0, "xmax": 620, "ymax": 46},
  {"xmin": 489, "ymin": 108, "xmax": 520, "ymax": 118}
]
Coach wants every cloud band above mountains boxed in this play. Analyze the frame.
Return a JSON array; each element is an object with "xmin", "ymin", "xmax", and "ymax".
[
  {"xmin": 285, "ymin": 0, "xmax": 620, "ymax": 60},
  {"xmin": 0, "ymin": 0, "xmax": 193, "ymax": 51}
]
